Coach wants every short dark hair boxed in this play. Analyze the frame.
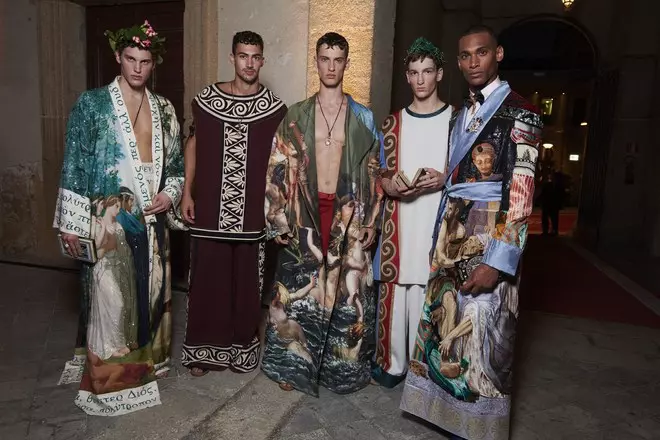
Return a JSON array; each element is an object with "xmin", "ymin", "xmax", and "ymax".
[
  {"xmin": 460, "ymin": 25, "xmax": 499, "ymax": 46},
  {"xmin": 405, "ymin": 53, "xmax": 442, "ymax": 70},
  {"xmin": 232, "ymin": 31, "xmax": 264, "ymax": 54},
  {"xmin": 316, "ymin": 32, "xmax": 349, "ymax": 57}
]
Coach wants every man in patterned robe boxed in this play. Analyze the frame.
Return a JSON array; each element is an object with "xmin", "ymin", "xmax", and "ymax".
[
  {"xmin": 180, "ymin": 31, "xmax": 286, "ymax": 375},
  {"xmin": 261, "ymin": 32, "xmax": 384, "ymax": 396},
  {"xmin": 55, "ymin": 21, "xmax": 184, "ymax": 415},
  {"xmin": 400, "ymin": 26, "xmax": 543, "ymax": 440}
]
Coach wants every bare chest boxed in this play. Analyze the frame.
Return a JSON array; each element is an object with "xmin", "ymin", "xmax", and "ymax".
[
  {"xmin": 315, "ymin": 138, "xmax": 343, "ymax": 194},
  {"xmin": 314, "ymin": 99, "xmax": 347, "ymax": 193},
  {"xmin": 127, "ymin": 99, "xmax": 153, "ymax": 162},
  {"xmin": 314, "ymin": 107, "xmax": 346, "ymax": 147}
]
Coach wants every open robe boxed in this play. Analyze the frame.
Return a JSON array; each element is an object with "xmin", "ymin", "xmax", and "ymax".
[
  {"xmin": 400, "ymin": 82, "xmax": 542, "ymax": 440},
  {"xmin": 53, "ymin": 78, "xmax": 184, "ymax": 416},
  {"xmin": 261, "ymin": 95, "xmax": 384, "ymax": 396}
]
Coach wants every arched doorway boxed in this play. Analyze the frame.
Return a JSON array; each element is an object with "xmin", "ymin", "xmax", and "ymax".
[{"xmin": 498, "ymin": 15, "xmax": 610, "ymax": 241}]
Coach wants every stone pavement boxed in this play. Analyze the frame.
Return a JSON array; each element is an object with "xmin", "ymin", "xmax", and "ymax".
[{"xmin": 2, "ymin": 262, "xmax": 660, "ymax": 439}]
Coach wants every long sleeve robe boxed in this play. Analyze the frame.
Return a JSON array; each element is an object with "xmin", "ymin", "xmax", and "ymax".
[
  {"xmin": 53, "ymin": 78, "xmax": 184, "ymax": 416},
  {"xmin": 400, "ymin": 83, "xmax": 543, "ymax": 440},
  {"xmin": 261, "ymin": 95, "xmax": 384, "ymax": 396}
]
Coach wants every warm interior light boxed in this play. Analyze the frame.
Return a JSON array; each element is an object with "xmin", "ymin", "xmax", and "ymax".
[
  {"xmin": 580, "ymin": 122, "xmax": 588, "ymax": 126},
  {"xmin": 569, "ymin": 154, "xmax": 579, "ymax": 161},
  {"xmin": 562, "ymin": 0, "xmax": 575, "ymax": 10},
  {"xmin": 543, "ymin": 143, "xmax": 554, "ymax": 149}
]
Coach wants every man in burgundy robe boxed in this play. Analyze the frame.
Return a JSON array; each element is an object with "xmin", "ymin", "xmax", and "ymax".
[{"xmin": 180, "ymin": 31, "xmax": 286, "ymax": 375}]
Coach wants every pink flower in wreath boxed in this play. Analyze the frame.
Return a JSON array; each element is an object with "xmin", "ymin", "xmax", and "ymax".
[
  {"xmin": 132, "ymin": 36, "xmax": 140, "ymax": 43},
  {"xmin": 143, "ymin": 39, "xmax": 152, "ymax": 48}
]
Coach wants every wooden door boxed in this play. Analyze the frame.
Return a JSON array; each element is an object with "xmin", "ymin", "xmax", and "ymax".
[{"xmin": 86, "ymin": 1, "xmax": 189, "ymax": 286}]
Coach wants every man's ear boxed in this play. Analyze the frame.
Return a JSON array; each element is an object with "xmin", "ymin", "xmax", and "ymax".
[{"xmin": 496, "ymin": 45, "xmax": 504, "ymax": 63}]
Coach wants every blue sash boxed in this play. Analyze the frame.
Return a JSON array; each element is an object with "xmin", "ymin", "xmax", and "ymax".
[{"xmin": 447, "ymin": 82, "xmax": 511, "ymax": 177}]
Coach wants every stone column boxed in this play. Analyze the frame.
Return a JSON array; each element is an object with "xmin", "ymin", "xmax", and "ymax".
[
  {"xmin": 183, "ymin": 0, "xmax": 219, "ymax": 136},
  {"xmin": 308, "ymin": 0, "xmax": 396, "ymax": 124},
  {"xmin": 216, "ymin": 0, "xmax": 310, "ymax": 106},
  {"xmin": 369, "ymin": 0, "xmax": 397, "ymax": 125}
]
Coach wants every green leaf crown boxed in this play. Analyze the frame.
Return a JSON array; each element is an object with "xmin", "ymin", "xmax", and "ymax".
[
  {"xmin": 406, "ymin": 37, "xmax": 445, "ymax": 67},
  {"xmin": 104, "ymin": 20, "xmax": 166, "ymax": 64}
]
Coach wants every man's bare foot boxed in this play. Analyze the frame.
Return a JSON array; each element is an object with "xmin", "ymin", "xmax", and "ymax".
[
  {"xmin": 156, "ymin": 369, "xmax": 170, "ymax": 379},
  {"xmin": 190, "ymin": 367, "xmax": 209, "ymax": 377},
  {"xmin": 370, "ymin": 378, "xmax": 380, "ymax": 386},
  {"xmin": 279, "ymin": 382, "xmax": 294, "ymax": 391},
  {"xmin": 440, "ymin": 362, "xmax": 461, "ymax": 378}
]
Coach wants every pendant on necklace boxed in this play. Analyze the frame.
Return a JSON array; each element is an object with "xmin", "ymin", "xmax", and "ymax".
[{"xmin": 325, "ymin": 137, "xmax": 331, "ymax": 146}]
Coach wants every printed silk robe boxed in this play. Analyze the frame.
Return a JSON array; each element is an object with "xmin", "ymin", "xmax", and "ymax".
[
  {"xmin": 261, "ymin": 95, "xmax": 384, "ymax": 396},
  {"xmin": 53, "ymin": 78, "xmax": 184, "ymax": 416},
  {"xmin": 400, "ymin": 82, "xmax": 543, "ymax": 440}
]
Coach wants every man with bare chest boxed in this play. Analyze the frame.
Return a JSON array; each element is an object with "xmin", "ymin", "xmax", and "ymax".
[
  {"xmin": 262, "ymin": 32, "xmax": 384, "ymax": 396},
  {"xmin": 54, "ymin": 21, "xmax": 184, "ymax": 415}
]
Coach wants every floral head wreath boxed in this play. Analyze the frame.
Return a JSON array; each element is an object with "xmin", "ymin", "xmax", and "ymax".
[
  {"xmin": 104, "ymin": 20, "xmax": 166, "ymax": 64},
  {"xmin": 406, "ymin": 37, "xmax": 445, "ymax": 68}
]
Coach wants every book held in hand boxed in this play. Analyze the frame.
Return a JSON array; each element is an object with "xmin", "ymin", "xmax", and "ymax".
[
  {"xmin": 58, "ymin": 234, "xmax": 98, "ymax": 264},
  {"xmin": 394, "ymin": 168, "xmax": 427, "ymax": 189}
]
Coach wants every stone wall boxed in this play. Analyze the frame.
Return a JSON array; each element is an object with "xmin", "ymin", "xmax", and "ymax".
[
  {"xmin": 217, "ymin": 0, "xmax": 310, "ymax": 106},
  {"xmin": 0, "ymin": 0, "xmax": 86, "ymax": 266},
  {"xmin": 0, "ymin": 0, "xmax": 42, "ymax": 261},
  {"xmin": 597, "ymin": 0, "xmax": 660, "ymax": 254}
]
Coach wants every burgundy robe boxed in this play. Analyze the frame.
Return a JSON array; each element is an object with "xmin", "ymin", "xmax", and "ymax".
[{"xmin": 182, "ymin": 84, "xmax": 286, "ymax": 372}]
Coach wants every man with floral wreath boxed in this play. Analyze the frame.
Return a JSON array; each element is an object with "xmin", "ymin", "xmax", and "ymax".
[{"xmin": 54, "ymin": 20, "xmax": 184, "ymax": 416}]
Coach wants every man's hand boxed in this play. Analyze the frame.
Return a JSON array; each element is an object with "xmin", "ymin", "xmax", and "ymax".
[
  {"xmin": 460, "ymin": 264, "xmax": 500, "ymax": 295},
  {"xmin": 274, "ymin": 232, "xmax": 293, "ymax": 246},
  {"xmin": 61, "ymin": 232, "xmax": 82, "ymax": 258},
  {"xmin": 382, "ymin": 177, "xmax": 421, "ymax": 199},
  {"xmin": 358, "ymin": 227, "xmax": 376, "ymax": 248},
  {"xmin": 181, "ymin": 193, "xmax": 195, "ymax": 224},
  {"xmin": 415, "ymin": 168, "xmax": 446, "ymax": 191},
  {"xmin": 144, "ymin": 192, "xmax": 173, "ymax": 216}
]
